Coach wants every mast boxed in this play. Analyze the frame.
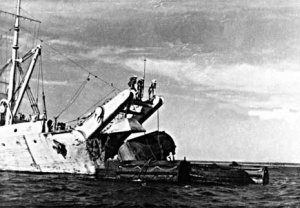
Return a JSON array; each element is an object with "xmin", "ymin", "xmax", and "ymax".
[
  {"xmin": 6, "ymin": 0, "xmax": 21, "ymax": 125},
  {"xmin": 12, "ymin": 45, "xmax": 41, "ymax": 117}
]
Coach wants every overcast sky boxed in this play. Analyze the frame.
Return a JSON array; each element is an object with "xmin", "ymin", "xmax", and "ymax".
[{"xmin": 1, "ymin": 0, "xmax": 300, "ymax": 162}]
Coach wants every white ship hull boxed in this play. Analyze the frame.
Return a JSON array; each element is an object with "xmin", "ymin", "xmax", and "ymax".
[
  {"xmin": 0, "ymin": 89, "xmax": 134, "ymax": 175},
  {"xmin": 0, "ymin": 124, "xmax": 95, "ymax": 174}
]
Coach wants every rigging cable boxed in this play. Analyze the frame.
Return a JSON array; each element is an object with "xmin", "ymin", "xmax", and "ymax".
[
  {"xmin": 55, "ymin": 74, "xmax": 90, "ymax": 119},
  {"xmin": 156, "ymin": 109, "xmax": 164, "ymax": 160},
  {"xmin": 15, "ymin": 63, "xmax": 39, "ymax": 114},
  {"xmin": 65, "ymin": 88, "xmax": 116, "ymax": 124},
  {"xmin": 39, "ymin": 39, "xmax": 119, "ymax": 91},
  {"xmin": 38, "ymin": 39, "xmax": 123, "ymax": 121},
  {"xmin": 55, "ymin": 74, "xmax": 90, "ymax": 118},
  {"xmin": 1, "ymin": 12, "xmax": 121, "ymax": 120},
  {"xmin": 6, "ymin": 29, "xmax": 13, "ymax": 61}
]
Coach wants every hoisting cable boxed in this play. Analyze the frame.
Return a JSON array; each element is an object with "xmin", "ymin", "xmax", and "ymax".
[
  {"xmin": 0, "ymin": 8, "xmax": 41, "ymax": 23},
  {"xmin": 156, "ymin": 109, "xmax": 164, "ymax": 160},
  {"xmin": 145, "ymin": 137, "xmax": 157, "ymax": 161},
  {"xmin": 55, "ymin": 74, "xmax": 90, "ymax": 119},
  {"xmin": 39, "ymin": 39, "xmax": 119, "ymax": 91},
  {"xmin": 37, "ymin": 39, "xmax": 124, "ymax": 121},
  {"xmin": 65, "ymin": 88, "xmax": 116, "ymax": 124},
  {"xmin": 0, "ymin": 59, "xmax": 11, "ymax": 77},
  {"xmin": 15, "ymin": 63, "xmax": 39, "ymax": 114}
]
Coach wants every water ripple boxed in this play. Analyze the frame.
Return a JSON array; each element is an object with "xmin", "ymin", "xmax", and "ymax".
[{"xmin": 0, "ymin": 167, "xmax": 300, "ymax": 207}]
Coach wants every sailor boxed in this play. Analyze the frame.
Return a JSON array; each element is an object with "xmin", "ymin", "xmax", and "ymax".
[
  {"xmin": 148, "ymin": 79, "xmax": 157, "ymax": 101},
  {"xmin": 167, "ymin": 152, "xmax": 175, "ymax": 161},
  {"xmin": 136, "ymin": 77, "xmax": 144, "ymax": 100},
  {"xmin": 47, "ymin": 119, "xmax": 53, "ymax": 132},
  {"xmin": 128, "ymin": 75, "xmax": 138, "ymax": 91},
  {"xmin": 19, "ymin": 113, "xmax": 25, "ymax": 121}
]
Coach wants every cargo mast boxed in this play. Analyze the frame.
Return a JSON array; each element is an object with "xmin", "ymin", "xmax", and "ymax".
[{"xmin": 6, "ymin": 0, "xmax": 21, "ymax": 125}]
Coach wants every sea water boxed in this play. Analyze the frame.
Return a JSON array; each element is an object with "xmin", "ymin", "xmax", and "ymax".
[{"xmin": 0, "ymin": 167, "xmax": 300, "ymax": 207}]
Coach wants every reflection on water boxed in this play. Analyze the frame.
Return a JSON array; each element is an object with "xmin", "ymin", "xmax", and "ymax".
[{"xmin": 0, "ymin": 167, "xmax": 300, "ymax": 207}]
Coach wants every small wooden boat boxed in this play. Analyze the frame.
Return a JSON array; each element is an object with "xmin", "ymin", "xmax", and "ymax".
[
  {"xmin": 99, "ymin": 132, "xmax": 269, "ymax": 185},
  {"xmin": 96, "ymin": 159, "xmax": 268, "ymax": 185},
  {"xmin": 190, "ymin": 162, "xmax": 269, "ymax": 185}
]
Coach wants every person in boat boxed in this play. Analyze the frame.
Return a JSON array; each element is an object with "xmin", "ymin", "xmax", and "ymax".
[
  {"xmin": 167, "ymin": 152, "xmax": 175, "ymax": 161},
  {"xmin": 148, "ymin": 79, "xmax": 156, "ymax": 101},
  {"xmin": 136, "ymin": 77, "xmax": 144, "ymax": 100},
  {"xmin": 128, "ymin": 75, "xmax": 138, "ymax": 91}
]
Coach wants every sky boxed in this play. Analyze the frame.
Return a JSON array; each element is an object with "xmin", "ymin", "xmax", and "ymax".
[{"xmin": 1, "ymin": 0, "xmax": 300, "ymax": 163}]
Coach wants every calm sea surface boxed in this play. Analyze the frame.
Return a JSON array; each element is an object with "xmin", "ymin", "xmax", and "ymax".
[{"xmin": 0, "ymin": 166, "xmax": 300, "ymax": 207}]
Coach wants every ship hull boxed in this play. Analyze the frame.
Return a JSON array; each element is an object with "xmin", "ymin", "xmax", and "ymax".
[
  {"xmin": 0, "ymin": 122, "xmax": 96, "ymax": 174},
  {"xmin": 0, "ymin": 89, "xmax": 138, "ymax": 175}
]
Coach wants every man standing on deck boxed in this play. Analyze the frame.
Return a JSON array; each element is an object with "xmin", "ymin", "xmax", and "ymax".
[
  {"xmin": 148, "ymin": 79, "xmax": 156, "ymax": 101},
  {"xmin": 128, "ymin": 76, "xmax": 138, "ymax": 91},
  {"xmin": 137, "ymin": 77, "xmax": 144, "ymax": 100}
]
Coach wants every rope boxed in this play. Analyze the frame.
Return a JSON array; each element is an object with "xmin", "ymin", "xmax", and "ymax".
[
  {"xmin": 55, "ymin": 74, "xmax": 90, "ymax": 118},
  {"xmin": 39, "ymin": 39, "xmax": 120, "ymax": 91},
  {"xmin": 20, "ymin": 7, "xmax": 38, "ymax": 21},
  {"xmin": 16, "ymin": 64, "xmax": 39, "ymax": 114},
  {"xmin": 137, "ymin": 159, "xmax": 151, "ymax": 179},
  {"xmin": 1, "ymin": 11, "xmax": 123, "ymax": 122},
  {"xmin": 145, "ymin": 137, "xmax": 157, "ymax": 161},
  {"xmin": 2, "ymin": 9, "xmax": 118, "ymax": 91},
  {"xmin": 65, "ymin": 89, "xmax": 116, "ymax": 123},
  {"xmin": 156, "ymin": 109, "xmax": 164, "ymax": 160}
]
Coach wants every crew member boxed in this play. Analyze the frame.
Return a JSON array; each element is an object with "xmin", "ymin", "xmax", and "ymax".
[
  {"xmin": 148, "ymin": 79, "xmax": 157, "ymax": 101},
  {"xmin": 137, "ymin": 77, "xmax": 144, "ymax": 100},
  {"xmin": 128, "ymin": 76, "xmax": 138, "ymax": 91},
  {"xmin": 47, "ymin": 119, "xmax": 53, "ymax": 132}
]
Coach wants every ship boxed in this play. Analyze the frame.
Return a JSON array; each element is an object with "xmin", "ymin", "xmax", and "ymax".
[
  {"xmin": 0, "ymin": 0, "xmax": 268, "ymax": 185},
  {"xmin": 0, "ymin": 0, "xmax": 166, "ymax": 175}
]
